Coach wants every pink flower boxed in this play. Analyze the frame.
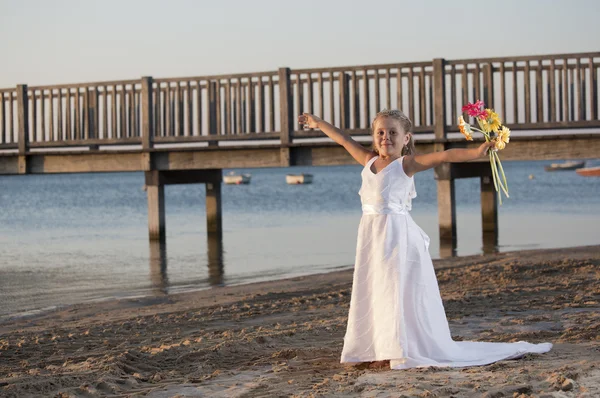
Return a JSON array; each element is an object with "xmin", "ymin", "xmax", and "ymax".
[{"xmin": 462, "ymin": 100, "xmax": 487, "ymax": 118}]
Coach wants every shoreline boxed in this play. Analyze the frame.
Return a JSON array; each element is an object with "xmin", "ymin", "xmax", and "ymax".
[
  {"xmin": 0, "ymin": 243, "xmax": 594, "ymax": 328},
  {"xmin": 1, "ymin": 245, "xmax": 599, "ymax": 397},
  {"xmin": 0, "ymin": 264, "xmax": 356, "ymax": 328}
]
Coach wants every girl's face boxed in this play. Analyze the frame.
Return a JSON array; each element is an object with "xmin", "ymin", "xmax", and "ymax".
[{"xmin": 372, "ymin": 117, "xmax": 410, "ymax": 158}]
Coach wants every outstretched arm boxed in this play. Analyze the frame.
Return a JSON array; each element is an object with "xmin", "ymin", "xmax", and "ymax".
[
  {"xmin": 298, "ymin": 113, "xmax": 374, "ymax": 166},
  {"xmin": 403, "ymin": 142, "xmax": 496, "ymax": 177}
]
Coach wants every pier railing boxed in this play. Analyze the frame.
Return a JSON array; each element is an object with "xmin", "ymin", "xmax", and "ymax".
[
  {"xmin": 444, "ymin": 53, "xmax": 599, "ymax": 130},
  {"xmin": 1, "ymin": 52, "xmax": 598, "ymax": 152}
]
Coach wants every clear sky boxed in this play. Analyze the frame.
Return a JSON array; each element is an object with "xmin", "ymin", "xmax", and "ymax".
[{"xmin": 1, "ymin": 0, "xmax": 599, "ymax": 88}]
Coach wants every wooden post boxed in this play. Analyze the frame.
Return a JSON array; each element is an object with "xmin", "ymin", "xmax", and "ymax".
[
  {"xmin": 17, "ymin": 84, "xmax": 29, "ymax": 174},
  {"xmin": 147, "ymin": 184, "xmax": 165, "ymax": 241},
  {"xmin": 205, "ymin": 169, "xmax": 224, "ymax": 285},
  {"xmin": 436, "ymin": 164, "xmax": 457, "ymax": 256},
  {"xmin": 141, "ymin": 77, "xmax": 154, "ymax": 150},
  {"xmin": 468, "ymin": 62, "xmax": 498, "ymax": 255},
  {"xmin": 206, "ymin": 173, "xmax": 223, "ymax": 284},
  {"xmin": 591, "ymin": 58, "xmax": 598, "ymax": 121},
  {"xmin": 205, "ymin": 169, "xmax": 223, "ymax": 237},
  {"xmin": 145, "ymin": 171, "xmax": 165, "ymax": 241},
  {"xmin": 149, "ymin": 239, "xmax": 168, "ymax": 293},
  {"xmin": 483, "ymin": 63, "xmax": 494, "ymax": 108},
  {"xmin": 437, "ymin": 179, "xmax": 456, "ymax": 239},
  {"xmin": 207, "ymin": 231, "xmax": 224, "ymax": 286},
  {"xmin": 432, "ymin": 59, "xmax": 446, "ymax": 142},
  {"xmin": 432, "ymin": 58, "xmax": 456, "ymax": 256},
  {"xmin": 339, "ymin": 72, "xmax": 350, "ymax": 129},
  {"xmin": 438, "ymin": 180, "xmax": 457, "ymax": 258},
  {"xmin": 249, "ymin": 77, "xmax": 256, "ymax": 133},
  {"xmin": 208, "ymin": 81, "xmax": 218, "ymax": 147},
  {"xmin": 88, "ymin": 87, "xmax": 99, "ymax": 150},
  {"xmin": 141, "ymin": 77, "xmax": 154, "ymax": 170},
  {"xmin": 278, "ymin": 67, "xmax": 293, "ymax": 166},
  {"xmin": 481, "ymin": 175, "xmax": 498, "ymax": 254}
]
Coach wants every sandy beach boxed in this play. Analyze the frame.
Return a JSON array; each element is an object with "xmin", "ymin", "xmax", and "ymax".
[{"xmin": 1, "ymin": 245, "xmax": 599, "ymax": 397}]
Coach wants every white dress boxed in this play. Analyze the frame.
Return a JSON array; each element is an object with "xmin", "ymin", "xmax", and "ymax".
[{"xmin": 340, "ymin": 156, "xmax": 552, "ymax": 369}]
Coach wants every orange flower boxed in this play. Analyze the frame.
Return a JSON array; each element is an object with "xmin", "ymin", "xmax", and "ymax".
[{"xmin": 458, "ymin": 116, "xmax": 473, "ymax": 141}]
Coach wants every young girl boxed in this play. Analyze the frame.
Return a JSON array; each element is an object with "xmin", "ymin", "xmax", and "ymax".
[{"xmin": 298, "ymin": 109, "xmax": 552, "ymax": 370}]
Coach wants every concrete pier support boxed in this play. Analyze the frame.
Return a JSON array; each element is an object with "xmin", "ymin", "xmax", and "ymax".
[
  {"xmin": 147, "ymin": 184, "xmax": 166, "ymax": 241},
  {"xmin": 145, "ymin": 169, "xmax": 223, "ymax": 241},
  {"xmin": 149, "ymin": 240, "xmax": 168, "ymax": 293},
  {"xmin": 435, "ymin": 162, "xmax": 499, "ymax": 258},
  {"xmin": 481, "ymin": 175, "xmax": 499, "ymax": 254},
  {"xmin": 145, "ymin": 169, "xmax": 225, "ymax": 285},
  {"xmin": 205, "ymin": 181, "xmax": 222, "ymax": 238},
  {"xmin": 205, "ymin": 179, "xmax": 225, "ymax": 286},
  {"xmin": 207, "ymin": 232, "xmax": 224, "ymax": 286},
  {"xmin": 436, "ymin": 178, "xmax": 457, "ymax": 258},
  {"xmin": 435, "ymin": 162, "xmax": 457, "ymax": 258}
]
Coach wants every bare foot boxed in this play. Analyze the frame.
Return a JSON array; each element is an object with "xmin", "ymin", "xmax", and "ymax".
[
  {"xmin": 368, "ymin": 360, "xmax": 390, "ymax": 369},
  {"xmin": 346, "ymin": 360, "xmax": 390, "ymax": 370},
  {"xmin": 345, "ymin": 362, "xmax": 370, "ymax": 370}
]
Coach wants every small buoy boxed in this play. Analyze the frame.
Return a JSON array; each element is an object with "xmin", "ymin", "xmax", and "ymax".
[{"xmin": 528, "ymin": 174, "xmax": 535, "ymax": 180}]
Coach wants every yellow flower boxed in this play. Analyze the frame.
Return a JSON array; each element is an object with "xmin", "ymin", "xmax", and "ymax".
[
  {"xmin": 481, "ymin": 108, "xmax": 502, "ymax": 133},
  {"xmin": 458, "ymin": 116, "xmax": 473, "ymax": 141},
  {"xmin": 494, "ymin": 139, "xmax": 506, "ymax": 151},
  {"xmin": 497, "ymin": 126, "xmax": 510, "ymax": 144}
]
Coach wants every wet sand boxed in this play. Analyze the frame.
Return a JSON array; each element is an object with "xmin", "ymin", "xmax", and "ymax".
[{"xmin": 1, "ymin": 245, "xmax": 599, "ymax": 397}]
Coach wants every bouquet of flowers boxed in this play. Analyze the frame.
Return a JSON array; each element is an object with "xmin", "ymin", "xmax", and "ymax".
[{"xmin": 458, "ymin": 100, "xmax": 510, "ymax": 204}]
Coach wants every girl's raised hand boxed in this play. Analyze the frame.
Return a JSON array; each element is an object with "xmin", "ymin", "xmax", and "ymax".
[
  {"xmin": 478, "ymin": 140, "xmax": 497, "ymax": 157},
  {"xmin": 298, "ymin": 113, "xmax": 322, "ymax": 129}
]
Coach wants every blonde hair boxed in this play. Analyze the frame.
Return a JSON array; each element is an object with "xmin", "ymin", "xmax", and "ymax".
[{"xmin": 371, "ymin": 109, "xmax": 416, "ymax": 156}]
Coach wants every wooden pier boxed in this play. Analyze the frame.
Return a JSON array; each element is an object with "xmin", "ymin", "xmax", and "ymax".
[{"xmin": 1, "ymin": 52, "xmax": 599, "ymax": 258}]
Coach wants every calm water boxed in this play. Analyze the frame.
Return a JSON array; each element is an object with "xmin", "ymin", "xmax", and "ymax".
[{"xmin": 1, "ymin": 160, "xmax": 599, "ymax": 320}]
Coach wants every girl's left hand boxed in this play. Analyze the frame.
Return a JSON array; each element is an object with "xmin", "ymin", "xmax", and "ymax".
[{"xmin": 477, "ymin": 141, "xmax": 496, "ymax": 157}]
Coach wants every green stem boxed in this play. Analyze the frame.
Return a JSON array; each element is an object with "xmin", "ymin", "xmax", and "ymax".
[
  {"xmin": 467, "ymin": 124, "xmax": 491, "ymax": 140},
  {"xmin": 494, "ymin": 151, "xmax": 510, "ymax": 198},
  {"xmin": 470, "ymin": 126, "xmax": 488, "ymax": 135},
  {"xmin": 477, "ymin": 118, "xmax": 484, "ymax": 131},
  {"xmin": 489, "ymin": 152, "xmax": 499, "ymax": 192},
  {"xmin": 490, "ymin": 151, "xmax": 503, "ymax": 205}
]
